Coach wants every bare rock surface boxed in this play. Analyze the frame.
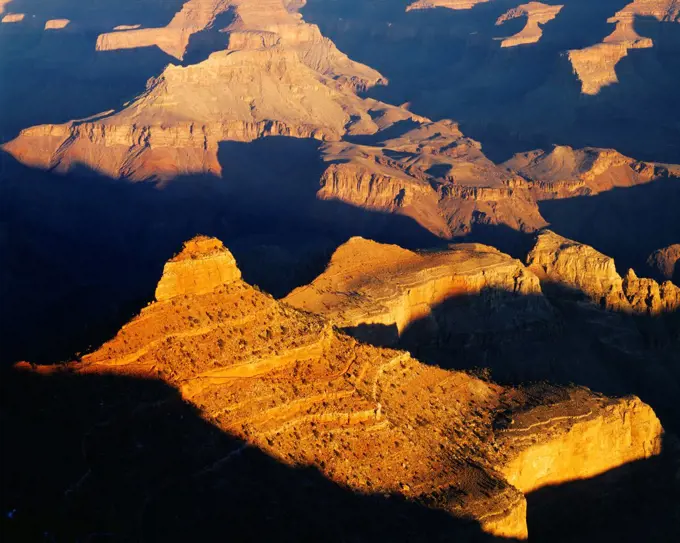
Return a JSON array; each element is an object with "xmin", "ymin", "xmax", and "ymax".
[
  {"xmin": 568, "ymin": 0, "xmax": 680, "ymax": 95},
  {"xmin": 155, "ymin": 236, "xmax": 242, "ymax": 301},
  {"xmin": 407, "ymin": 0, "xmax": 493, "ymax": 11},
  {"xmin": 527, "ymin": 230, "xmax": 680, "ymax": 314},
  {"xmin": 647, "ymin": 244, "xmax": 680, "ymax": 283},
  {"xmin": 496, "ymin": 2, "xmax": 563, "ymax": 48},
  {"xmin": 285, "ymin": 236, "xmax": 551, "ymax": 343},
  {"xmin": 22, "ymin": 235, "xmax": 662, "ymax": 541}
]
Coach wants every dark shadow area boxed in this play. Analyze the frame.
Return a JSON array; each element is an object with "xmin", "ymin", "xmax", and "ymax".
[
  {"xmin": 346, "ymin": 284, "xmax": 680, "ymax": 433},
  {"xmin": 526, "ymin": 450, "xmax": 680, "ymax": 543},
  {"xmin": 539, "ymin": 177, "xmax": 680, "ymax": 274},
  {"xmin": 0, "ymin": 0, "xmax": 187, "ymax": 142},
  {"xmin": 182, "ymin": 8, "xmax": 236, "ymax": 66},
  {"xmin": 0, "ymin": 136, "xmax": 444, "ymax": 366},
  {"xmin": 302, "ymin": 0, "xmax": 680, "ymax": 163},
  {"xmin": 0, "ymin": 367, "xmax": 509, "ymax": 542}
]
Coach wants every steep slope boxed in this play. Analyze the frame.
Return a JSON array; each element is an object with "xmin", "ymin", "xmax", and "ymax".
[
  {"xmin": 285, "ymin": 236, "xmax": 553, "ymax": 345},
  {"xmin": 407, "ymin": 0, "xmax": 492, "ymax": 11},
  {"xmin": 95, "ymin": 0, "xmax": 385, "ymax": 90},
  {"xmin": 495, "ymin": 3, "xmax": 564, "ymax": 48},
  {"xmin": 19, "ymin": 235, "xmax": 663, "ymax": 541},
  {"xmin": 2, "ymin": 47, "xmax": 401, "ymax": 181},
  {"xmin": 503, "ymin": 145, "xmax": 673, "ymax": 197},
  {"xmin": 647, "ymin": 244, "xmax": 680, "ymax": 283},
  {"xmin": 317, "ymin": 120, "xmax": 548, "ymax": 238},
  {"xmin": 568, "ymin": 0, "xmax": 680, "ymax": 95},
  {"xmin": 527, "ymin": 229, "xmax": 680, "ymax": 314}
]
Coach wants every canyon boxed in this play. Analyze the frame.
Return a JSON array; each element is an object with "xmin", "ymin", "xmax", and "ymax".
[
  {"xmin": 6, "ymin": 236, "xmax": 666, "ymax": 541},
  {"xmin": 1, "ymin": 1, "xmax": 679, "ymax": 542}
]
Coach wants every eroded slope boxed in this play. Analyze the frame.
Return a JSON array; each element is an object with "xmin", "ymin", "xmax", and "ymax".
[{"xmin": 20, "ymin": 235, "xmax": 663, "ymax": 541}]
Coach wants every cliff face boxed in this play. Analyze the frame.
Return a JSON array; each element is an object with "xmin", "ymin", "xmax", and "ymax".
[
  {"xmin": 2, "ymin": 0, "xmax": 394, "ymax": 180},
  {"xmin": 28, "ymin": 235, "xmax": 657, "ymax": 541},
  {"xmin": 527, "ymin": 230, "xmax": 680, "ymax": 315},
  {"xmin": 155, "ymin": 236, "xmax": 242, "ymax": 301},
  {"xmin": 647, "ymin": 244, "xmax": 680, "ymax": 283},
  {"xmin": 496, "ymin": 2, "xmax": 564, "ymax": 48},
  {"xmin": 285, "ymin": 237, "xmax": 551, "ymax": 345},
  {"xmin": 317, "ymin": 121, "xmax": 549, "ymax": 238},
  {"xmin": 503, "ymin": 145, "xmax": 666, "ymax": 198},
  {"xmin": 406, "ymin": 0, "xmax": 492, "ymax": 11},
  {"xmin": 498, "ymin": 388, "xmax": 663, "ymax": 493},
  {"xmin": 568, "ymin": 0, "xmax": 680, "ymax": 95}
]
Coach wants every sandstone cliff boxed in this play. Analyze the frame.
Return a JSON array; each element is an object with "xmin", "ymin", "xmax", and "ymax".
[
  {"xmin": 503, "ymin": 145, "xmax": 668, "ymax": 198},
  {"xmin": 496, "ymin": 2, "xmax": 564, "ymax": 48},
  {"xmin": 407, "ymin": 0, "xmax": 492, "ymax": 11},
  {"xmin": 527, "ymin": 230, "xmax": 680, "ymax": 315},
  {"xmin": 285, "ymin": 236, "xmax": 553, "ymax": 345},
  {"xmin": 647, "ymin": 244, "xmax": 680, "ymax": 283},
  {"xmin": 23, "ymin": 235, "xmax": 663, "ymax": 541},
  {"xmin": 317, "ymin": 120, "xmax": 548, "ymax": 238},
  {"xmin": 155, "ymin": 236, "xmax": 242, "ymax": 301},
  {"xmin": 568, "ymin": 0, "xmax": 680, "ymax": 95}
]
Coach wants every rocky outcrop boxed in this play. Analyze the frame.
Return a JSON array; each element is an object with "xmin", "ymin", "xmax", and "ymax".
[
  {"xmin": 527, "ymin": 230, "xmax": 680, "ymax": 315},
  {"xmin": 24, "ymin": 235, "xmax": 658, "ymax": 541},
  {"xmin": 503, "ymin": 145, "xmax": 665, "ymax": 198},
  {"xmin": 96, "ymin": 0, "xmax": 384, "ymax": 91},
  {"xmin": 647, "ymin": 244, "xmax": 680, "ymax": 283},
  {"xmin": 155, "ymin": 236, "xmax": 242, "ymax": 301},
  {"xmin": 1, "ymin": 12, "xmax": 23, "ymax": 23},
  {"xmin": 497, "ymin": 387, "xmax": 663, "ymax": 493},
  {"xmin": 1, "ymin": 44, "xmax": 400, "ymax": 180},
  {"xmin": 407, "ymin": 0, "xmax": 492, "ymax": 11},
  {"xmin": 318, "ymin": 121, "xmax": 548, "ymax": 238},
  {"xmin": 496, "ymin": 3, "xmax": 564, "ymax": 48},
  {"xmin": 285, "ymin": 237, "xmax": 553, "ymax": 345},
  {"xmin": 2, "ymin": 0, "xmax": 403, "ymax": 181},
  {"xmin": 568, "ymin": 0, "xmax": 680, "ymax": 94},
  {"xmin": 527, "ymin": 230, "xmax": 631, "ymax": 309},
  {"xmin": 623, "ymin": 269, "xmax": 680, "ymax": 315},
  {"xmin": 44, "ymin": 19, "xmax": 70, "ymax": 30}
]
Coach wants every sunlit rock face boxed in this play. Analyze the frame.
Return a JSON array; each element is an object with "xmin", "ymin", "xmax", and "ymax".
[
  {"xmin": 1, "ymin": 12, "xmax": 23, "ymax": 23},
  {"xmin": 155, "ymin": 236, "xmax": 242, "ymax": 301},
  {"xmin": 527, "ymin": 230, "xmax": 680, "ymax": 315},
  {"xmin": 44, "ymin": 19, "xmax": 70, "ymax": 30},
  {"xmin": 285, "ymin": 236, "xmax": 552, "ymax": 345},
  {"xmin": 568, "ymin": 0, "xmax": 680, "ymax": 94},
  {"xmin": 503, "ymin": 145, "xmax": 668, "ymax": 197},
  {"xmin": 496, "ymin": 2, "xmax": 564, "ymax": 48},
  {"xmin": 20, "ymin": 235, "xmax": 661, "ymax": 541},
  {"xmin": 407, "ymin": 0, "xmax": 492, "ymax": 11}
]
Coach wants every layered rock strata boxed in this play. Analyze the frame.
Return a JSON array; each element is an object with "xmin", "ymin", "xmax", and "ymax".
[
  {"xmin": 527, "ymin": 230, "xmax": 680, "ymax": 314},
  {"xmin": 568, "ymin": 0, "xmax": 680, "ymax": 95},
  {"xmin": 285, "ymin": 236, "xmax": 552, "ymax": 345},
  {"xmin": 22, "ymin": 236, "xmax": 663, "ymax": 540},
  {"xmin": 495, "ymin": 2, "xmax": 564, "ymax": 48},
  {"xmin": 647, "ymin": 244, "xmax": 680, "ymax": 283}
]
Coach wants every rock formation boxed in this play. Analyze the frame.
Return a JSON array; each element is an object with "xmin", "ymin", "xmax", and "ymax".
[
  {"xmin": 44, "ymin": 19, "xmax": 70, "ymax": 30},
  {"xmin": 503, "ymin": 145, "xmax": 669, "ymax": 197},
  {"xmin": 96, "ymin": 0, "xmax": 385, "ymax": 91},
  {"xmin": 568, "ymin": 0, "xmax": 680, "ymax": 95},
  {"xmin": 407, "ymin": 0, "xmax": 492, "ymax": 11},
  {"xmin": 495, "ymin": 2, "xmax": 563, "ymax": 48},
  {"xmin": 647, "ymin": 244, "xmax": 680, "ymax": 283},
  {"xmin": 155, "ymin": 236, "xmax": 242, "ymax": 301},
  {"xmin": 285, "ymin": 236, "xmax": 552, "ymax": 345},
  {"xmin": 527, "ymin": 229, "xmax": 680, "ymax": 314},
  {"xmin": 317, "ymin": 120, "xmax": 549, "ymax": 238},
  {"xmin": 2, "ymin": 0, "xmax": 401, "ymax": 181},
  {"xmin": 21, "ymin": 235, "xmax": 662, "ymax": 541},
  {"xmin": 1, "ymin": 12, "xmax": 23, "ymax": 23}
]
